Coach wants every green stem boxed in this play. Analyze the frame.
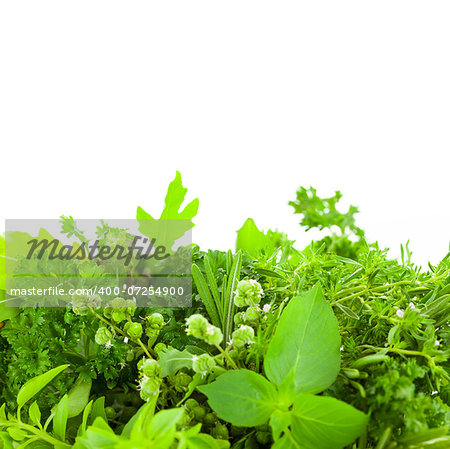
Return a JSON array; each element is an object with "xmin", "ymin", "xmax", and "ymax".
[
  {"xmin": 215, "ymin": 344, "xmax": 239, "ymax": 370},
  {"xmin": 89, "ymin": 308, "xmax": 127, "ymax": 338},
  {"xmin": 335, "ymin": 290, "xmax": 367, "ymax": 304},
  {"xmin": 375, "ymin": 427, "xmax": 392, "ymax": 449},
  {"xmin": 0, "ymin": 419, "xmax": 71, "ymax": 448},
  {"xmin": 335, "ymin": 286, "xmax": 366, "ymax": 297},
  {"xmin": 389, "ymin": 347, "xmax": 431, "ymax": 360},
  {"xmin": 135, "ymin": 338, "xmax": 152, "ymax": 358},
  {"xmin": 372, "ymin": 280, "xmax": 411, "ymax": 291}
]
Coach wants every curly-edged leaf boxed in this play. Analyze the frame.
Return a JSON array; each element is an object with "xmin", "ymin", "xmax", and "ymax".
[
  {"xmin": 159, "ymin": 347, "xmax": 194, "ymax": 377},
  {"xmin": 198, "ymin": 370, "xmax": 278, "ymax": 427},
  {"xmin": 291, "ymin": 394, "xmax": 368, "ymax": 449},
  {"xmin": 17, "ymin": 365, "xmax": 69, "ymax": 408},
  {"xmin": 264, "ymin": 284, "xmax": 340, "ymax": 394},
  {"xmin": 137, "ymin": 171, "xmax": 198, "ymax": 221}
]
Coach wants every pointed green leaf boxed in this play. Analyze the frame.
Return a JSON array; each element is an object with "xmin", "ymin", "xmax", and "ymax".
[
  {"xmin": 136, "ymin": 206, "xmax": 153, "ymax": 220},
  {"xmin": 90, "ymin": 397, "xmax": 107, "ymax": 424},
  {"xmin": 236, "ymin": 218, "xmax": 272, "ymax": 257},
  {"xmin": 66, "ymin": 377, "xmax": 92, "ymax": 418},
  {"xmin": 223, "ymin": 252, "xmax": 242, "ymax": 345},
  {"xmin": 17, "ymin": 365, "xmax": 69, "ymax": 408},
  {"xmin": 28, "ymin": 401, "xmax": 41, "ymax": 427},
  {"xmin": 78, "ymin": 400, "xmax": 93, "ymax": 436},
  {"xmin": 204, "ymin": 256, "xmax": 222, "ymax": 319},
  {"xmin": 53, "ymin": 394, "xmax": 69, "ymax": 441},
  {"xmin": 264, "ymin": 284, "xmax": 340, "ymax": 394},
  {"xmin": 198, "ymin": 370, "xmax": 278, "ymax": 427},
  {"xmin": 192, "ymin": 264, "xmax": 221, "ymax": 328}
]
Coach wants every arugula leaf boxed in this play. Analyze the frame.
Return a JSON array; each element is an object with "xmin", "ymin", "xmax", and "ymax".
[{"xmin": 158, "ymin": 347, "xmax": 194, "ymax": 377}]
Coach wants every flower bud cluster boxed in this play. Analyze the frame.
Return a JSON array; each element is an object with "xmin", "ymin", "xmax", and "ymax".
[
  {"xmin": 95, "ymin": 326, "xmax": 113, "ymax": 346},
  {"xmin": 137, "ymin": 358, "xmax": 163, "ymax": 402},
  {"xmin": 145, "ymin": 313, "xmax": 166, "ymax": 340},
  {"xmin": 234, "ymin": 305, "xmax": 261, "ymax": 326},
  {"xmin": 124, "ymin": 322, "xmax": 143, "ymax": 340},
  {"xmin": 104, "ymin": 297, "xmax": 136, "ymax": 323},
  {"xmin": 185, "ymin": 314, "xmax": 223, "ymax": 346},
  {"xmin": 173, "ymin": 372, "xmax": 193, "ymax": 392},
  {"xmin": 234, "ymin": 280, "xmax": 263, "ymax": 308},
  {"xmin": 192, "ymin": 354, "xmax": 216, "ymax": 376},
  {"xmin": 232, "ymin": 325, "xmax": 255, "ymax": 348}
]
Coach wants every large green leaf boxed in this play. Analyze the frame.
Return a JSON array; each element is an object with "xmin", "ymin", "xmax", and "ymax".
[
  {"xmin": 198, "ymin": 370, "xmax": 278, "ymax": 427},
  {"xmin": 264, "ymin": 284, "xmax": 340, "ymax": 395},
  {"xmin": 17, "ymin": 365, "xmax": 69, "ymax": 408},
  {"xmin": 290, "ymin": 394, "xmax": 368, "ymax": 449}
]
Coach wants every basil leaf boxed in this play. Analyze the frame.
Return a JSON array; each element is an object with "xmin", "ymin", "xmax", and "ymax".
[
  {"xmin": 291, "ymin": 394, "xmax": 368, "ymax": 449},
  {"xmin": 264, "ymin": 284, "xmax": 340, "ymax": 394},
  {"xmin": 67, "ymin": 377, "xmax": 92, "ymax": 419},
  {"xmin": 28, "ymin": 401, "xmax": 41, "ymax": 427},
  {"xmin": 198, "ymin": 370, "xmax": 278, "ymax": 427},
  {"xmin": 17, "ymin": 365, "xmax": 69, "ymax": 408},
  {"xmin": 53, "ymin": 394, "xmax": 69, "ymax": 441},
  {"xmin": 147, "ymin": 408, "xmax": 184, "ymax": 439}
]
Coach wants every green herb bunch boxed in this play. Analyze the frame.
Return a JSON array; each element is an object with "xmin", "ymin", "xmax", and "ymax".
[{"xmin": 0, "ymin": 173, "xmax": 448, "ymax": 449}]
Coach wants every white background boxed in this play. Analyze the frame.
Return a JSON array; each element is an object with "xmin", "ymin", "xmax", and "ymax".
[{"xmin": 1, "ymin": 1, "xmax": 449, "ymax": 268}]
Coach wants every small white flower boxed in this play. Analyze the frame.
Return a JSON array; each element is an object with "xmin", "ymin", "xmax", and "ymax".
[
  {"xmin": 408, "ymin": 302, "xmax": 415, "ymax": 310},
  {"xmin": 105, "ymin": 340, "xmax": 113, "ymax": 349},
  {"xmin": 123, "ymin": 337, "xmax": 129, "ymax": 343},
  {"xmin": 340, "ymin": 346, "xmax": 344, "ymax": 352},
  {"xmin": 263, "ymin": 304, "xmax": 271, "ymax": 313},
  {"xmin": 434, "ymin": 340, "xmax": 440, "ymax": 346},
  {"xmin": 431, "ymin": 390, "xmax": 438, "ymax": 395},
  {"xmin": 138, "ymin": 375, "xmax": 150, "ymax": 390},
  {"xmin": 396, "ymin": 309, "xmax": 404, "ymax": 318}
]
